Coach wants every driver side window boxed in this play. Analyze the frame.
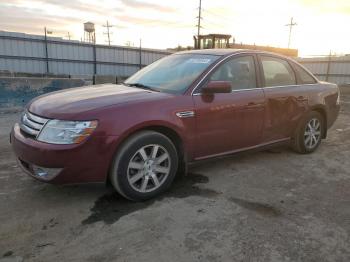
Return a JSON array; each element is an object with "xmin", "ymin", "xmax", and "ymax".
[{"xmin": 210, "ymin": 56, "xmax": 257, "ymax": 90}]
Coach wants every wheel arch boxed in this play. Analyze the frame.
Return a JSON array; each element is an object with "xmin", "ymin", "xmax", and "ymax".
[{"xmin": 106, "ymin": 122, "xmax": 187, "ymax": 185}]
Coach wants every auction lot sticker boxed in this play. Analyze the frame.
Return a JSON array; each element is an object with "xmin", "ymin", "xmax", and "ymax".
[{"xmin": 186, "ymin": 58, "xmax": 212, "ymax": 64}]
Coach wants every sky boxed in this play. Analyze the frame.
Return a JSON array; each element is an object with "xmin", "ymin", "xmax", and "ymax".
[{"xmin": 0, "ymin": 0, "xmax": 349, "ymax": 56}]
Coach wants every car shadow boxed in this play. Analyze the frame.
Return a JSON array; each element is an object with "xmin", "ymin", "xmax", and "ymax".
[
  {"xmin": 27, "ymin": 146, "xmax": 289, "ymax": 226},
  {"xmin": 81, "ymin": 173, "xmax": 220, "ymax": 225}
]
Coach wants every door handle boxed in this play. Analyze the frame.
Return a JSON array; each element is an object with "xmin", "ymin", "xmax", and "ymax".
[
  {"xmin": 296, "ymin": 96, "xmax": 308, "ymax": 101},
  {"xmin": 246, "ymin": 102, "xmax": 263, "ymax": 109}
]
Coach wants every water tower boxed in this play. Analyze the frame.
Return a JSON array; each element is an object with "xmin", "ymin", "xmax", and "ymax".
[{"xmin": 84, "ymin": 22, "xmax": 95, "ymax": 43}]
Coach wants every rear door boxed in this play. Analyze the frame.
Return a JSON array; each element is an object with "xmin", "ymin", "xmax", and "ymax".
[
  {"xmin": 258, "ymin": 55, "xmax": 309, "ymax": 142},
  {"xmin": 193, "ymin": 55, "xmax": 265, "ymax": 159}
]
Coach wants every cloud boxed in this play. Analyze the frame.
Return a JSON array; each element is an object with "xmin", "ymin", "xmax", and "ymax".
[
  {"xmin": 2, "ymin": 0, "xmax": 123, "ymax": 18},
  {"xmin": 0, "ymin": 0, "xmax": 177, "ymax": 31},
  {"xmin": 0, "ymin": 0, "xmax": 187, "ymax": 43},
  {"xmin": 44, "ymin": 0, "xmax": 124, "ymax": 15},
  {"xmin": 298, "ymin": 0, "xmax": 350, "ymax": 14},
  {"xmin": 0, "ymin": 0, "xmax": 127, "ymax": 35},
  {"xmin": 120, "ymin": 0, "xmax": 176, "ymax": 13},
  {"xmin": 0, "ymin": 5, "xmax": 82, "ymax": 33}
]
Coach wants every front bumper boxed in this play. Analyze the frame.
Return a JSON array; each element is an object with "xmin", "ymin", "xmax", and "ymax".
[{"xmin": 11, "ymin": 123, "xmax": 119, "ymax": 184}]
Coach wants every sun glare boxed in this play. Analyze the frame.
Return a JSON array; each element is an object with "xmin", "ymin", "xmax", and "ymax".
[{"xmin": 0, "ymin": 0, "xmax": 349, "ymax": 56}]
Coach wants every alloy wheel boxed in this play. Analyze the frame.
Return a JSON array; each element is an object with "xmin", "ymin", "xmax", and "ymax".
[
  {"xmin": 304, "ymin": 118, "xmax": 321, "ymax": 149},
  {"xmin": 127, "ymin": 144, "xmax": 171, "ymax": 193}
]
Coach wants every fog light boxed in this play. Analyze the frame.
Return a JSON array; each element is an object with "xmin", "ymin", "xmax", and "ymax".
[{"xmin": 32, "ymin": 165, "xmax": 62, "ymax": 180}]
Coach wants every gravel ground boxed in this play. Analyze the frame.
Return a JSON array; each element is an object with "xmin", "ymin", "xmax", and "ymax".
[{"xmin": 0, "ymin": 90, "xmax": 349, "ymax": 262}]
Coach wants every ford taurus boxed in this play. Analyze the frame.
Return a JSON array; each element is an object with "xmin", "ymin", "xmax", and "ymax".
[{"xmin": 11, "ymin": 49, "xmax": 340, "ymax": 201}]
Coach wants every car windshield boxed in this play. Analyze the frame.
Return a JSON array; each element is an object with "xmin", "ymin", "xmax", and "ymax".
[{"xmin": 124, "ymin": 54, "xmax": 220, "ymax": 94}]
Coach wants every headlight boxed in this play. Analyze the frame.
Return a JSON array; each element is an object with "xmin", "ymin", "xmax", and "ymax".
[{"xmin": 37, "ymin": 120, "xmax": 98, "ymax": 144}]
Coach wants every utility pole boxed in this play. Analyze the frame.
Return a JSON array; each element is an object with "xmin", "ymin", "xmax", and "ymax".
[
  {"xmin": 66, "ymin": 32, "xmax": 71, "ymax": 40},
  {"xmin": 196, "ymin": 0, "xmax": 202, "ymax": 49},
  {"xmin": 285, "ymin": 17, "xmax": 297, "ymax": 48},
  {"xmin": 103, "ymin": 20, "xmax": 114, "ymax": 46}
]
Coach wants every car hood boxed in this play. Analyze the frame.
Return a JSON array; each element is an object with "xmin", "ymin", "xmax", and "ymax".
[{"xmin": 28, "ymin": 84, "xmax": 171, "ymax": 119}]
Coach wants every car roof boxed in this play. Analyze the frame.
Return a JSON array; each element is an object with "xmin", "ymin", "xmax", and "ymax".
[
  {"xmin": 176, "ymin": 48, "xmax": 292, "ymax": 60},
  {"xmin": 176, "ymin": 49, "xmax": 244, "ymax": 56}
]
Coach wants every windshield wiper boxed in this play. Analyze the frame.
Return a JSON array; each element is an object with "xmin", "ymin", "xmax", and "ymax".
[{"xmin": 123, "ymin": 82, "xmax": 160, "ymax": 92}]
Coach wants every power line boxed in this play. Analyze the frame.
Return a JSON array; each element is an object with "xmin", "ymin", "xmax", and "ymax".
[
  {"xmin": 201, "ymin": 16, "xmax": 225, "ymax": 29},
  {"xmin": 118, "ymin": 18, "xmax": 193, "ymax": 29},
  {"xmin": 202, "ymin": 8, "xmax": 233, "ymax": 22},
  {"xmin": 285, "ymin": 17, "xmax": 297, "ymax": 48},
  {"xmin": 199, "ymin": 8, "xmax": 237, "ymax": 34}
]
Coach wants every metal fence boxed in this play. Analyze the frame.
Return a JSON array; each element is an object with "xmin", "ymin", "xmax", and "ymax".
[
  {"xmin": 0, "ymin": 31, "xmax": 171, "ymax": 77},
  {"xmin": 297, "ymin": 56, "xmax": 350, "ymax": 86},
  {"xmin": 1, "ymin": 31, "xmax": 349, "ymax": 86}
]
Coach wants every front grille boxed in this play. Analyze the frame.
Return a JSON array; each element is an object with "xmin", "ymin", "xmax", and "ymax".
[{"xmin": 20, "ymin": 111, "xmax": 49, "ymax": 138}]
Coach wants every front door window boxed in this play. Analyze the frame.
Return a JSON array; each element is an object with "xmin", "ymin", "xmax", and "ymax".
[{"xmin": 210, "ymin": 56, "xmax": 257, "ymax": 90}]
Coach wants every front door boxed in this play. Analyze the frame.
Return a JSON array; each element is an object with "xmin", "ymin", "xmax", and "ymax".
[{"xmin": 193, "ymin": 55, "xmax": 265, "ymax": 160}]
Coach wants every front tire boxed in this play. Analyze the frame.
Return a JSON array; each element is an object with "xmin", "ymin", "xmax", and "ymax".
[
  {"xmin": 110, "ymin": 131, "xmax": 178, "ymax": 201},
  {"xmin": 292, "ymin": 111, "xmax": 324, "ymax": 154}
]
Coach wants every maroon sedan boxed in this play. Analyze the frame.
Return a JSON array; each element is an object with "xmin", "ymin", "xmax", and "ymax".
[{"xmin": 11, "ymin": 49, "xmax": 340, "ymax": 201}]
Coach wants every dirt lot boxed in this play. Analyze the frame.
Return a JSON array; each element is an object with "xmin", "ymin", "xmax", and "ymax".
[{"xmin": 0, "ymin": 90, "xmax": 349, "ymax": 262}]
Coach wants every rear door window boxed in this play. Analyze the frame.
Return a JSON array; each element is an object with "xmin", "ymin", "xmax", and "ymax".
[{"xmin": 260, "ymin": 56, "xmax": 296, "ymax": 87}]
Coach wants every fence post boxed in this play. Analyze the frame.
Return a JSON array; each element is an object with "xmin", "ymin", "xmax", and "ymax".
[
  {"xmin": 93, "ymin": 43, "xmax": 97, "ymax": 76},
  {"xmin": 325, "ymin": 50, "xmax": 332, "ymax": 82},
  {"xmin": 44, "ymin": 27, "xmax": 49, "ymax": 74},
  {"xmin": 139, "ymin": 39, "xmax": 142, "ymax": 70}
]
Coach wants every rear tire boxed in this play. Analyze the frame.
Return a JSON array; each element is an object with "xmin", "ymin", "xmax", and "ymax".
[
  {"xmin": 292, "ymin": 111, "xmax": 324, "ymax": 154},
  {"xmin": 110, "ymin": 131, "xmax": 178, "ymax": 201}
]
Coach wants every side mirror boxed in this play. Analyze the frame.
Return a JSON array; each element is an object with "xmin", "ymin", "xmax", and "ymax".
[{"xmin": 202, "ymin": 81, "xmax": 232, "ymax": 94}]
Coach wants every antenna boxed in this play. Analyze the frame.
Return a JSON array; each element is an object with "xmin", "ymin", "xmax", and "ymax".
[
  {"xmin": 285, "ymin": 17, "xmax": 297, "ymax": 48},
  {"xmin": 103, "ymin": 20, "xmax": 114, "ymax": 46}
]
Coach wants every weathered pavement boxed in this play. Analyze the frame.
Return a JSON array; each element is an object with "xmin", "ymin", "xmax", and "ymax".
[{"xmin": 0, "ymin": 92, "xmax": 349, "ymax": 262}]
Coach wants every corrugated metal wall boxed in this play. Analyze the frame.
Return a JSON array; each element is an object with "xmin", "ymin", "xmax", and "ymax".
[
  {"xmin": 4, "ymin": 30, "xmax": 348, "ymax": 85},
  {"xmin": 0, "ymin": 31, "xmax": 170, "ymax": 77},
  {"xmin": 297, "ymin": 56, "xmax": 350, "ymax": 85}
]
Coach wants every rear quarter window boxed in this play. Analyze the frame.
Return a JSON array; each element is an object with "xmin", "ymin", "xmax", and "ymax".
[{"xmin": 293, "ymin": 63, "xmax": 317, "ymax": 84}]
